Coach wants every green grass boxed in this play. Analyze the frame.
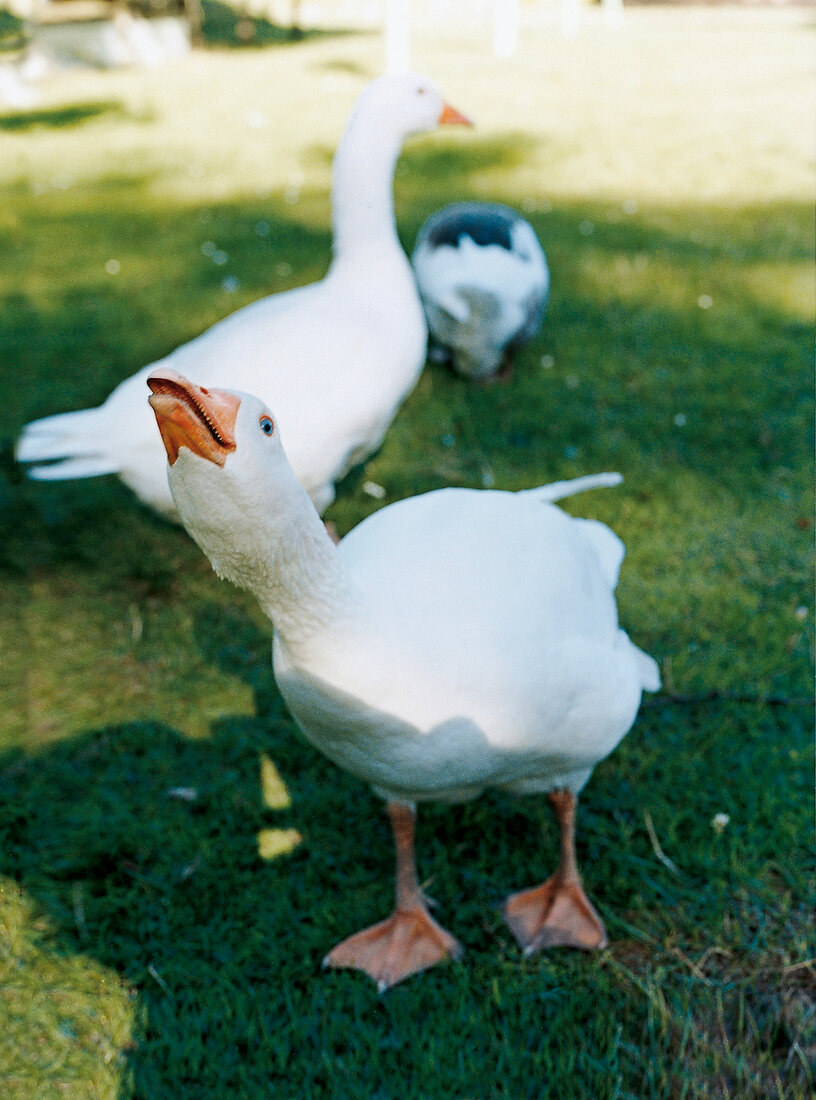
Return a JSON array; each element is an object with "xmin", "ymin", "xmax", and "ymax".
[{"xmin": 0, "ymin": 6, "xmax": 813, "ymax": 1097}]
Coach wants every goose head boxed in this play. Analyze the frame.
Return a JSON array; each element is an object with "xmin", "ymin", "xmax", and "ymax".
[
  {"xmin": 351, "ymin": 71, "xmax": 472, "ymax": 143},
  {"xmin": 330, "ymin": 73, "xmax": 471, "ymax": 257},
  {"xmin": 147, "ymin": 368, "xmax": 318, "ymax": 593}
]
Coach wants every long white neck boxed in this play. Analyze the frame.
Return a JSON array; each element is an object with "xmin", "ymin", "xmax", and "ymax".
[
  {"xmin": 253, "ymin": 507, "xmax": 359, "ymax": 654},
  {"xmin": 330, "ymin": 120, "xmax": 403, "ymax": 260},
  {"xmin": 174, "ymin": 454, "xmax": 360, "ymax": 657}
]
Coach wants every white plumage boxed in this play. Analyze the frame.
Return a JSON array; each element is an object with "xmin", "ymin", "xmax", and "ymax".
[
  {"xmin": 147, "ymin": 370, "xmax": 659, "ymax": 991},
  {"xmin": 277, "ymin": 481, "xmax": 657, "ymax": 804},
  {"xmin": 411, "ymin": 201, "xmax": 549, "ymax": 380},
  {"xmin": 17, "ymin": 72, "xmax": 470, "ymax": 518}
]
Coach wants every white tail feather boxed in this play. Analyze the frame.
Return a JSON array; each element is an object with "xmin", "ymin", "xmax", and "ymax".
[
  {"xmin": 635, "ymin": 648, "xmax": 661, "ymax": 693},
  {"xmin": 520, "ymin": 472, "xmax": 623, "ymax": 503},
  {"xmin": 16, "ymin": 406, "xmax": 119, "ymax": 479},
  {"xmin": 27, "ymin": 456, "xmax": 120, "ymax": 480}
]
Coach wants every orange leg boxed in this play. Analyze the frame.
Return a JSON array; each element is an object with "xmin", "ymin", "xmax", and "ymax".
[
  {"xmin": 323, "ymin": 802, "xmax": 463, "ymax": 991},
  {"xmin": 503, "ymin": 789, "xmax": 608, "ymax": 954}
]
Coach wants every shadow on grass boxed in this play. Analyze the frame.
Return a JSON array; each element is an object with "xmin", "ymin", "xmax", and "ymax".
[
  {"xmin": 314, "ymin": 56, "xmax": 375, "ymax": 78},
  {"xmin": 0, "ymin": 7, "xmax": 24, "ymax": 51},
  {"xmin": 0, "ymin": 681, "xmax": 811, "ymax": 1095},
  {"xmin": 0, "ymin": 100, "xmax": 130, "ymax": 132},
  {"xmin": 0, "ymin": 715, "xmax": 332, "ymax": 1093},
  {"xmin": 200, "ymin": 0, "xmax": 358, "ymax": 49}
]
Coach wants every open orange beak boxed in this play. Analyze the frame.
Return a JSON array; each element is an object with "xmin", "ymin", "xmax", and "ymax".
[
  {"xmin": 147, "ymin": 368, "xmax": 240, "ymax": 467},
  {"xmin": 439, "ymin": 102, "xmax": 473, "ymax": 127}
]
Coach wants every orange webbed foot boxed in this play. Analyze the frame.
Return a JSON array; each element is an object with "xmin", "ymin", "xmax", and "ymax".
[
  {"xmin": 323, "ymin": 905, "xmax": 464, "ymax": 992},
  {"xmin": 504, "ymin": 875, "xmax": 608, "ymax": 954}
]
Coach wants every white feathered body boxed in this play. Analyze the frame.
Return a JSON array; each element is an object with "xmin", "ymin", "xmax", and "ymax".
[{"xmin": 273, "ymin": 486, "xmax": 659, "ymax": 803}]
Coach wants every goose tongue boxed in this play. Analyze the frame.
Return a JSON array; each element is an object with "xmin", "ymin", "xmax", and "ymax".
[{"xmin": 147, "ymin": 368, "xmax": 240, "ymax": 467}]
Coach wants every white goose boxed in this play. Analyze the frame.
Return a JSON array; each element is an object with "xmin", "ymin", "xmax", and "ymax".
[
  {"xmin": 16, "ymin": 73, "xmax": 471, "ymax": 518},
  {"xmin": 147, "ymin": 369, "xmax": 660, "ymax": 992}
]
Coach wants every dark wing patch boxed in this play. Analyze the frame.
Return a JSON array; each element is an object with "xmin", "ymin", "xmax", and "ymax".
[{"xmin": 425, "ymin": 203, "xmax": 517, "ymax": 252}]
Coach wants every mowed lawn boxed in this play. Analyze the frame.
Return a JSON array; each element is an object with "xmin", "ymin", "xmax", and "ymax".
[{"xmin": 0, "ymin": 6, "xmax": 813, "ymax": 1097}]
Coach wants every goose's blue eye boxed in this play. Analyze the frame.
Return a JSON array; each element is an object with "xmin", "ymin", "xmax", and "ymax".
[{"xmin": 259, "ymin": 415, "xmax": 275, "ymax": 436}]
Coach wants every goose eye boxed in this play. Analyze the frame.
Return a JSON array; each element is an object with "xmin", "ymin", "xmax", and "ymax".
[{"xmin": 259, "ymin": 415, "xmax": 275, "ymax": 436}]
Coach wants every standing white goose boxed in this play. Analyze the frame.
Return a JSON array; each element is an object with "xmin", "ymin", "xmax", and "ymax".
[
  {"xmin": 147, "ymin": 369, "xmax": 660, "ymax": 992},
  {"xmin": 16, "ymin": 73, "xmax": 471, "ymax": 518}
]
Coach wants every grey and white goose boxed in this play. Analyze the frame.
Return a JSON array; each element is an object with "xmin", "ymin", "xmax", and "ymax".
[{"xmin": 411, "ymin": 201, "xmax": 549, "ymax": 380}]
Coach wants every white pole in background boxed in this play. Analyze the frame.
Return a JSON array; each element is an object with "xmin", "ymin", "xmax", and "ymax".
[
  {"xmin": 603, "ymin": 0, "xmax": 625, "ymax": 27},
  {"xmin": 493, "ymin": 0, "xmax": 519, "ymax": 59},
  {"xmin": 384, "ymin": 0, "xmax": 412, "ymax": 72},
  {"xmin": 561, "ymin": 0, "xmax": 580, "ymax": 38}
]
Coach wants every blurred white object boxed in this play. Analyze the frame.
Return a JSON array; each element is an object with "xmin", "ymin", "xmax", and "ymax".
[
  {"xmin": 18, "ymin": 44, "xmax": 51, "ymax": 83},
  {"xmin": 603, "ymin": 0, "xmax": 625, "ymax": 28},
  {"xmin": 32, "ymin": 11, "xmax": 190, "ymax": 71},
  {"xmin": 493, "ymin": 0, "xmax": 518, "ymax": 59},
  {"xmin": 412, "ymin": 201, "xmax": 549, "ymax": 380},
  {"xmin": 0, "ymin": 60, "xmax": 38, "ymax": 108},
  {"xmin": 384, "ymin": 0, "xmax": 411, "ymax": 71}
]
